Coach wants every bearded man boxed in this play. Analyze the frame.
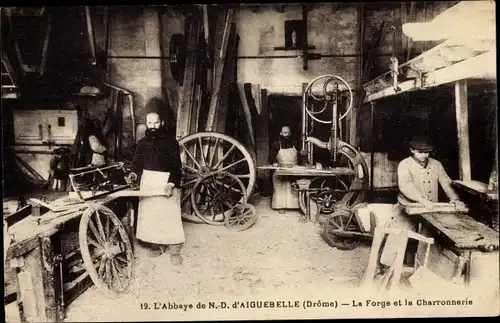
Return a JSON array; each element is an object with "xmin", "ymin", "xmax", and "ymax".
[{"xmin": 129, "ymin": 112, "xmax": 184, "ymax": 264}]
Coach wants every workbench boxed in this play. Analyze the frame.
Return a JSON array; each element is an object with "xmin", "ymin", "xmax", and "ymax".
[
  {"xmin": 4, "ymin": 194, "xmax": 132, "ymax": 322},
  {"xmin": 258, "ymin": 165, "xmax": 356, "ymax": 177},
  {"xmin": 413, "ymin": 211, "xmax": 499, "ymax": 290}
]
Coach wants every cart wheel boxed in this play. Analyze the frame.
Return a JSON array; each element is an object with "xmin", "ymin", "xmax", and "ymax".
[
  {"xmin": 178, "ymin": 132, "xmax": 257, "ymax": 223},
  {"xmin": 224, "ymin": 203, "xmax": 258, "ymax": 232},
  {"xmin": 79, "ymin": 204, "xmax": 134, "ymax": 298},
  {"xmin": 320, "ymin": 208, "xmax": 361, "ymax": 250},
  {"xmin": 191, "ymin": 172, "xmax": 247, "ymax": 225}
]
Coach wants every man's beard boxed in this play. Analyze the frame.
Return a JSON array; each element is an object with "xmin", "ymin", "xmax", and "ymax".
[
  {"xmin": 280, "ymin": 135, "xmax": 291, "ymax": 142},
  {"xmin": 145, "ymin": 128, "xmax": 160, "ymax": 139}
]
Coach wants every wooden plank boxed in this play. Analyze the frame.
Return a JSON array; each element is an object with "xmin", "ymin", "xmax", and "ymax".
[
  {"xmin": 29, "ymin": 198, "xmax": 68, "ymax": 213},
  {"xmin": 18, "ymin": 270, "xmax": 40, "ymax": 321},
  {"xmin": 202, "ymin": 4, "xmax": 213, "ymax": 93},
  {"xmin": 255, "ymin": 87, "xmax": 270, "ymax": 193},
  {"xmin": 273, "ymin": 167, "xmax": 356, "ymax": 177},
  {"xmin": 254, "ymin": 85, "xmax": 269, "ymax": 168},
  {"xmin": 4, "ymin": 266, "xmax": 18, "ymax": 297},
  {"xmin": 365, "ymin": 49, "xmax": 496, "ymax": 102},
  {"xmin": 237, "ymin": 83, "xmax": 255, "ymax": 146},
  {"xmin": 39, "ymin": 11, "xmax": 52, "ymax": 76},
  {"xmin": 401, "ymin": 2, "xmax": 408, "ymax": 58},
  {"xmin": 404, "ymin": 202, "xmax": 469, "ymax": 215},
  {"xmin": 205, "ymin": 9, "xmax": 234, "ymax": 131},
  {"xmin": 176, "ymin": 10, "xmax": 202, "ymax": 140},
  {"xmin": 189, "ymin": 85, "xmax": 202, "ymax": 135},
  {"xmin": 214, "ymin": 25, "xmax": 238, "ymax": 133},
  {"xmin": 417, "ymin": 212, "xmax": 499, "ymax": 250},
  {"xmin": 4, "ymin": 204, "xmax": 32, "ymax": 227},
  {"xmin": 6, "ymin": 236, "xmax": 39, "ymax": 261},
  {"xmin": 21, "ymin": 246, "xmax": 46, "ymax": 322},
  {"xmin": 40, "ymin": 235, "xmax": 61, "ymax": 322},
  {"xmin": 455, "ymin": 80, "xmax": 472, "ymax": 181}
]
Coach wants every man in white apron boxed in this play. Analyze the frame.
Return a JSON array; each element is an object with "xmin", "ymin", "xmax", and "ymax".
[
  {"xmin": 381, "ymin": 136, "xmax": 466, "ymax": 266},
  {"xmin": 129, "ymin": 112, "xmax": 185, "ymax": 264},
  {"xmin": 269, "ymin": 126, "xmax": 300, "ymax": 212}
]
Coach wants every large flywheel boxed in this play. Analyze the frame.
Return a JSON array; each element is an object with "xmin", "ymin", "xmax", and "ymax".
[
  {"xmin": 178, "ymin": 132, "xmax": 257, "ymax": 223},
  {"xmin": 298, "ymin": 139, "xmax": 369, "ymax": 216}
]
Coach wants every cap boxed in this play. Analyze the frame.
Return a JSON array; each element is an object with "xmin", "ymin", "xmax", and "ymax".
[{"xmin": 409, "ymin": 136, "xmax": 434, "ymax": 152}]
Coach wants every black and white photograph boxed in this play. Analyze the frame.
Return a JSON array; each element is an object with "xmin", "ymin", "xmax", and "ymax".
[{"xmin": 1, "ymin": 2, "xmax": 498, "ymax": 321}]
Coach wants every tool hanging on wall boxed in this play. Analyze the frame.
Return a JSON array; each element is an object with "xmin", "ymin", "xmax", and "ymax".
[{"xmin": 169, "ymin": 34, "xmax": 187, "ymax": 85}]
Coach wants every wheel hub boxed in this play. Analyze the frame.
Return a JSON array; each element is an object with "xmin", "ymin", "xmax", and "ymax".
[{"xmin": 198, "ymin": 166, "xmax": 212, "ymax": 176}]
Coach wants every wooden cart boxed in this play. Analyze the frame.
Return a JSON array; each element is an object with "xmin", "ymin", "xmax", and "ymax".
[{"xmin": 4, "ymin": 163, "xmax": 137, "ymax": 322}]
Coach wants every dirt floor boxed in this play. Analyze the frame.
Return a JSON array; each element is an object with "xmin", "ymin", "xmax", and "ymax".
[{"xmin": 63, "ymin": 195, "xmax": 372, "ymax": 321}]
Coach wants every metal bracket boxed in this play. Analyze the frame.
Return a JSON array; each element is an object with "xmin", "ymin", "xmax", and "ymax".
[{"xmin": 391, "ymin": 56, "xmax": 401, "ymax": 92}]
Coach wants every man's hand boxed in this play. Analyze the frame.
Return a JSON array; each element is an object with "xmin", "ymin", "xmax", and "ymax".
[
  {"xmin": 420, "ymin": 199, "xmax": 435, "ymax": 210},
  {"xmin": 272, "ymin": 162, "xmax": 278, "ymax": 167},
  {"xmin": 451, "ymin": 199, "xmax": 466, "ymax": 210},
  {"xmin": 164, "ymin": 184, "xmax": 175, "ymax": 198}
]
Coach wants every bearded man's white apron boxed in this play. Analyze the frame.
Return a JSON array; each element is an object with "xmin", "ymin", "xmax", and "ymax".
[
  {"xmin": 136, "ymin": 170, "xmax": 185, "ymax": 245},
  {"xmin": 271, "ymin": 143, "xmax": 300, "ymax": 209}
]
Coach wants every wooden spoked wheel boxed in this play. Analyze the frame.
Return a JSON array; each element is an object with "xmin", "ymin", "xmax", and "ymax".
[
  {"xmin": 321, "ymin": 208, "xmax": 361, "ymax": 251},
  {"xmin": 79, "ymin": 204, "xmax": 134, "ymax": 298},
  {"xmin": 190, "ymin": 172, "xmax": 247, "ymax": 225},
  {"xmin": 224, "ymin": 203, "xmax": 258, "ymax": 232},
  {"xmin": 179, "ymin": 132, "xmax": 256, "ymax": 223},
  {"xmin": 298, "ymin": 177, "xmax": 350, "ymax": 216}
]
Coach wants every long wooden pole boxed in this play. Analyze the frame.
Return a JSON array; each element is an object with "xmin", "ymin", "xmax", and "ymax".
[{"xmin": 455, "ymin": 79, "xmax": 472, "ymax": 181}]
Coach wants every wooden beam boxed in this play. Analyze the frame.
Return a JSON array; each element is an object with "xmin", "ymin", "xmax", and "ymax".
[
  {"xmin": 205, "ymin": 9, "xmax": 234, "ymax": 131},
  {"xmin": 176, "ymin": 10, "xmax": 202, "ymax": 139},
  {"xmin": 189, "ymin": 85, "xmax": 202, "ymax": 135},
  {"xmin": 455, "ymin": 80, "xmax": 472, "ymax": 181},
  {"xmin": 365, "ymin": 50, "xmax": 496, "ymax": 102},
  {"xmin": 214, "ymin": 27, "xmax": 238, "ymax": 133},
  {"xmin": 254, "ymin": 85, "xmax": 269, "ymax": 168},
  {"xmin": 237, "ymin": 83, "xmax": 255, "ymax": 147},
  {"xmin": 4, "ymin": 204, "xmax": 32, "ymax": 227},
  {"xmin": 202, "ymin": 4, "xmax": 212, "ymax": 93}
]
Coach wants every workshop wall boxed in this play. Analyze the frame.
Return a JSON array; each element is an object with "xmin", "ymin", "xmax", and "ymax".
[{"xmin": 234, "ymin": 4, "xmax": 361, "ymax": 95}]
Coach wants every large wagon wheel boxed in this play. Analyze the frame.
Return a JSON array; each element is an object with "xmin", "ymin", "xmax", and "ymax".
[
  {"xmin": 190, "ymin": 172, "xmax": 247, "ymax": 225},
  {"xmin": 79, "ymin": 204, "xmax": 134, "ymax": 298},
  {"xmin": 178, "ymin": 132, "xmax": 256, "ymax": 223}
]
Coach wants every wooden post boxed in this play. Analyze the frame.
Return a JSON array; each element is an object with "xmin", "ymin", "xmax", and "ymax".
[
  {"xmin": 255, "ymin": 88, "xmax": 270, "ymax": 192},
  {"xmin": 39, "ymin": 235, "xmax": 63, "ymax": 322},
  {"xmin": 176, "ymin": 10, "xmax": 202, "ymax": 140},
  {"xmin": 237, "ymin": 83, "xmax": 255, "ymax": 147},
  {"xmin": 455, "ymin": 80, "xmax": 472, "ymax": 181},
  {"xmin": 205, "ymin": 9, "xmax": 234, "ymax": 132}
]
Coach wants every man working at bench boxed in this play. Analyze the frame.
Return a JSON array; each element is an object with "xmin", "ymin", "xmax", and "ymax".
[
  {"xmin": 383, "ymin": 136, "xmax": 466, "ymax": 265},
  {"xmin": 269, "ymin": 125, "xmax": 300, "ymax": 213}
]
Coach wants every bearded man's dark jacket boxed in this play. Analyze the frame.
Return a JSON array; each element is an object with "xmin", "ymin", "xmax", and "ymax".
[{"xmin": 131, "ymin": 127, "xmax": 182, "ymax": 188}]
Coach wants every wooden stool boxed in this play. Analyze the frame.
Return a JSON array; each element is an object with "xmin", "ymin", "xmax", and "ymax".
[{"xmin": 360, "ymin": 227, "xmax": 434, "ymax": 291}]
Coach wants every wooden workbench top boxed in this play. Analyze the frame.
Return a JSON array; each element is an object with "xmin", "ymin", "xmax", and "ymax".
[
  {"xmin": 7, "ymin": 194, "xmax": 121, "ymax": 254},
  {"xmin": 258, "ymin": 165, "xmax": 355, "ymax": 176},
  {"xmin": 416, "ymin": 212, "xmax": 499, "ymax": 250}
]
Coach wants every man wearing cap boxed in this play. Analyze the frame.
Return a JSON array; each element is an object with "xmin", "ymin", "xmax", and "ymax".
[
  {"xmin": 397, "ymin": 136, "xmax": 465, "ymax": 212},
  {"xmin": 381, "ymin": 136, "xmax": 466, "ymax": 266}
]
